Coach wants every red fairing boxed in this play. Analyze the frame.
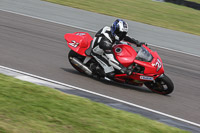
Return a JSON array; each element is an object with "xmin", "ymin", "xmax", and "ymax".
[
  {"xmin": 64, "ymin": 32, "xmax": 93, "ymax": 56},
  {"xmin": 113, "ymin": 44, "xmax": 137, "ymax": 67},
  {"xmin": 151, "ymin": 51, "xmax": 164, "ymax": 75},
  {"xmin": 133, "ymin": 45, "xmax": 164, "ymax": 75}
]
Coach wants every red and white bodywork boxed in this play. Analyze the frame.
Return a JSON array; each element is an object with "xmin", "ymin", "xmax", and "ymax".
[{"xmin": 65, "ymin": 32, "xmax": 174, "ymax": 95}]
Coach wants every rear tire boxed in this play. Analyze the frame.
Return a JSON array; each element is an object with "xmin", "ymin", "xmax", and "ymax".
[
  {"xmin": 68, "ymin": 50, "xmax": 85, "ymax": 74},
  {"xmin": 144, "ymin": 74, "xmax": 174, "ymax": 95}
]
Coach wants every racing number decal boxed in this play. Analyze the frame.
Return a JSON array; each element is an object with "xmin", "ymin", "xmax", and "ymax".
[
  {"xmin": 155, "ymin": 58, "xmax": 162, "ymax": 71},
  {"xmin": 69, "ymin": 40, "xmax": 79, "ymax": 48}
]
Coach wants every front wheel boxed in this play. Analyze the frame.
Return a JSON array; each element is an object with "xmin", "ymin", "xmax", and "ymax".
[{"xmin": 144, "ymin": 74, "xmax": 174, "ymax": 95}]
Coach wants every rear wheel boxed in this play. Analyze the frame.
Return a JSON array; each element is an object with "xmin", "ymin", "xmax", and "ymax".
[
  {"xmin": 144, "ymin": 74, "xmax": 174, "ymax": 95},
  {"xmin": 68, "ymin": 50, "xmax": 85, "ymax": 74}
]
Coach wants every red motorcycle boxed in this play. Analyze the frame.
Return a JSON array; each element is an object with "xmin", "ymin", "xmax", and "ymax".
[{"xmin": 64, "ymin": 32, "xmax": 174, "ymax": 95}]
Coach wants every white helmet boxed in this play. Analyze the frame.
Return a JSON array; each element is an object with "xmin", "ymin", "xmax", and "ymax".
[{"xmin": 111, "ymin": 19, "xmax": 128, "ymax": 41}]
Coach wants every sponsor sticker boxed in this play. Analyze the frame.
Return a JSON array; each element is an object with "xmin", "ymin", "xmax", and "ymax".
[{"xmin": 140, "ymin": 76, "xmax": 154, "ymax": 81}]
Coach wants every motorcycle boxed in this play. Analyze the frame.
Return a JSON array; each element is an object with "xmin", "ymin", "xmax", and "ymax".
[{"xmin": 64, "ymin": 32, "xmax": 174, "ymax": 95}]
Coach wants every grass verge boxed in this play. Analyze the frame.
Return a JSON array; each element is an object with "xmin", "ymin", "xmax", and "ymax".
[
  {"xmin": 43, "ymin": 0, "xmax": 200, "ymax": 36},
  {"xmin": 187, "ymin": 0, "xmax": 200, "ymax": 4},
  {"xmin": 0, "ymin": 73, "xmax": 189, "ymax": 132}
]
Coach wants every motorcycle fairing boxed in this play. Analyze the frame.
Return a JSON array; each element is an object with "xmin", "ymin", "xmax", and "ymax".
[
  {"xmin": 64, "ymin": 32, "xmax": 93, "ymax": 56},
  {"xmin": 133, "ymin": 45, "xmax": 164, "ymax": 75},
  {"xmin": 113, "ymin": 45, "xmax": 164, "ymax": 83},
  {"xmin": 151, "ymin": 51, "xmax": 164, "ymax": 73}
]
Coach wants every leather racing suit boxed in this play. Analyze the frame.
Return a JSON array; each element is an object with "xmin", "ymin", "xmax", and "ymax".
[{"xmin": 91, "ymin": 26, "xmax": 142, "ymax": 78}]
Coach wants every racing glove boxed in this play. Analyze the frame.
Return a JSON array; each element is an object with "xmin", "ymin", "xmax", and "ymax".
[{"xmin": 136, "ymin": 42, "xmax": 147, "ymax": 47}]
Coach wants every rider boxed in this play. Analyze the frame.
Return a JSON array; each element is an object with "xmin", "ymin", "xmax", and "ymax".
[{"xmin": 91, "ymin": 19, "xmax": 145, "ymax": 79}]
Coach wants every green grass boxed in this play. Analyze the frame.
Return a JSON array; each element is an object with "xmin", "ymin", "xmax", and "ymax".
[
  {"xmin": 0, "ymin": 73, "xmax": 189, "ymax": 132},
  {"xmin": 187, "ymin": 0, "xmax": 200, "ymax": 4},
  {"xmin": 43, "ymin": 0, "xmax": 200, "ymax": 36}
]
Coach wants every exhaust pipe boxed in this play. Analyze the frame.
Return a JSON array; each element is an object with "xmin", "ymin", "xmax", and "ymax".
[{"xmin": 70, "ymin": 57, "xmax": 92, "ymax": 76}]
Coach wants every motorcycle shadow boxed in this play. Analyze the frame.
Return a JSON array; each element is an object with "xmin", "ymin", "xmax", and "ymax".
[
  {"xmin": 61, "ymin": 68, "xmax": 153, "ymax": 94},
  {"xmin": 98, "ymin": 78, "xmax": 152, "ymax": 94}
]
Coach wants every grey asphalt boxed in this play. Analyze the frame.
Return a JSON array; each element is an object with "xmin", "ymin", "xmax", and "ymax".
[
  {"xmin": 1, "ymin": 10, "xmax": 200, "ymax": 129},
  {"xmin": 1, "ymin": 0, "xmax": 200, "ymax": 56}
]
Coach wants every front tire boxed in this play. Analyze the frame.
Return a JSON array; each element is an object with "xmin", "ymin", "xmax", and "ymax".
[{"xmin": 144, "ymin": 74, "xmax": 174, "ymax": 95}]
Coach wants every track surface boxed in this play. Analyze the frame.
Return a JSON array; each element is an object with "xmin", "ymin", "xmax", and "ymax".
[
  {"xmin": 1, "ymin": 0, "xmax": 200, "ymax": 57},
  {"xmin": 0, "ymin": 10, "xmax": 200, "ymax": 125}
]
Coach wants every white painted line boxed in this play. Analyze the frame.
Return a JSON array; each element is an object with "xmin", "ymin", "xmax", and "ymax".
[
  {"xmin": 16, "ymin": 75, "xmax": 72, "ymax": 90},
  {"xmin": 149, "ymin": 43, "xmax": 200, "ymax": 58},
  {"xmin": 0, "ymin": 65, "xmax": 200, "ymax": 128},
  {"xmin": 0, "ymin": 9, "xmax": 96, "ymax": 33},
  {"xmin": 0, "ymin": 8, "xmax": 200, "ymax": 58}
]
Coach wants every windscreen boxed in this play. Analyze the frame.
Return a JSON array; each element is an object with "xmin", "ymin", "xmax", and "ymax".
[{"xmin": 135, "ymin": 46, "xmax": 153, "ymax": 62}]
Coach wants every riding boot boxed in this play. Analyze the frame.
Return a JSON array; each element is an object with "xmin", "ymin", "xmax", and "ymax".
[
  {"xmin": 106, "ymin": 72, "xmax": 115, "ymax": 79},
  {"xmin": 90, "ymin": 63, "xmax": 105, "ymax": 77}
]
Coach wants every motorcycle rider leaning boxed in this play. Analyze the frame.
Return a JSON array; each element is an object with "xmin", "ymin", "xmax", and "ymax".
[{"xmin": 91, "ymin": 19, "xmax": 145, "ymax": 79}]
